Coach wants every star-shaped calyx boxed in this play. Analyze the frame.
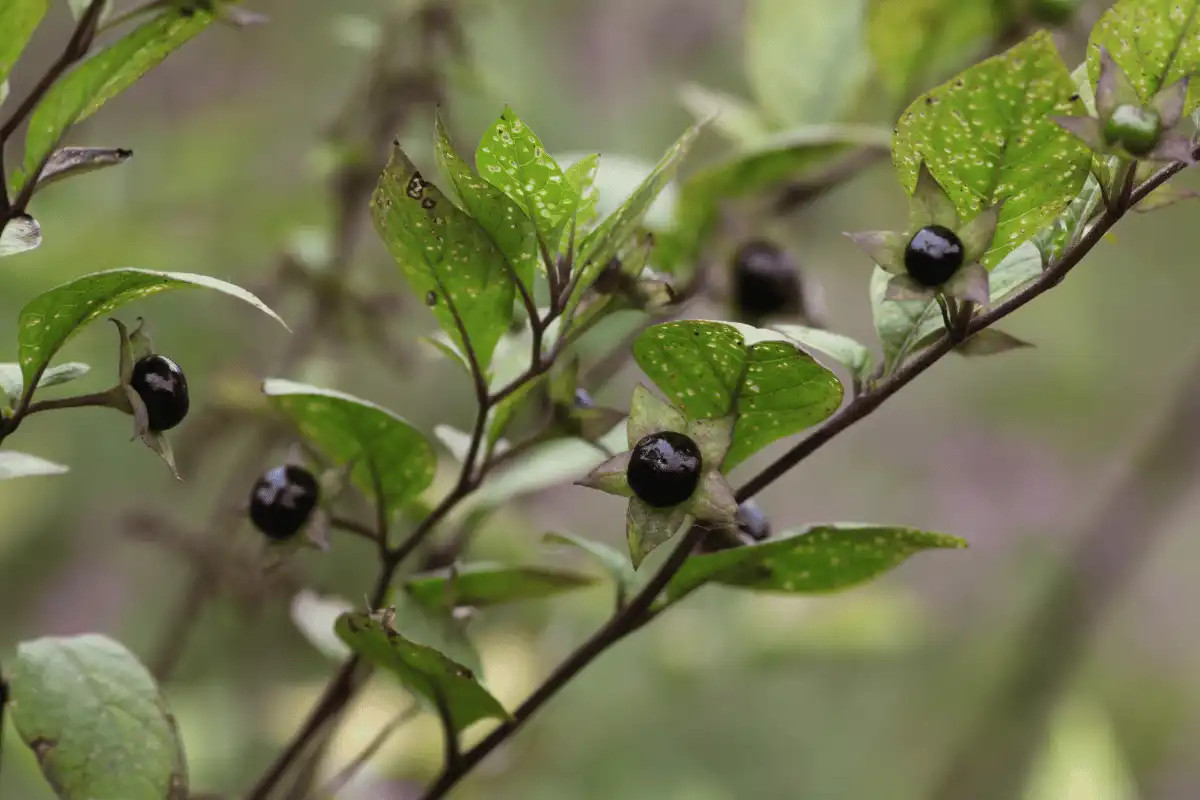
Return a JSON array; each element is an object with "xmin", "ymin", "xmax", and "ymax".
[
  {"xmin": 575, "ymin": 384, "xmax": 738, "ymax": 568},
  {"xmin": 846, "ymin": 162, "xmax": 999, "ymax": 313},
  {"xmin": 109, "ymin": 317, "xmax": 189, "ymax": 479},
  {"xmin": 1051, "ymin": 48, "xmax": 1193, "ymax": 163}
]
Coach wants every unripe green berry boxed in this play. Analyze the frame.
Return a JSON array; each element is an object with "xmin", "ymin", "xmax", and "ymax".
[{"xmin": 1104, "ymin": 104, "xmax": 1163, "ymax": 157}]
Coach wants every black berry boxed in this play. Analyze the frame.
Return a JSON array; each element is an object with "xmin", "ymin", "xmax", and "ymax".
[
  {"xmin": 736, "ymin": 499, "xmax": 771, "ymax": 541},
  {"xmin": 627, "ymin": 431, "xmax": 702, "ymax": 508},
  {"xmin": 249, "ymin": 465, "xmax": 319, "ymax": 541},
  {"xmin": 904, "ymin": 225, "xmax": 964, "ymax": 287},
  {"xmin": 732, "ymin": 239, "xmax": 802, "ymax": 320},
  {"xmin": 130, "ymin": 354, "xmax": 189, "ymax": 431}
]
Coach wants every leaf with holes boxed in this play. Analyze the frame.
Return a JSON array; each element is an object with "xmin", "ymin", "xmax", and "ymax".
[
  {"xmin": 661, "ymin": 125, "xmax": 890, "ymax": 273},
  {"xmin": 867, "ymin": 0, "xmax": 996, "ymax": 103},
  {"xmin": 475, "ymin": 107, "xmax": 576, "ymax": 249},
  {"xmin": 665, "ymin": 524, "xmax": 966, "ymax": 603},
  {"xmin": 5, "ymin": 634, "xmax": 188, "ymax": 799},
  {"xmin": 892, "ymin": 31, "xmax": 1091, "ymax": 268},
  {"xmin": 0, "ymin": 0, "xmax": 48, "ymax": 87},
  {"xmin": 774, "ymin": 324, "xmax": 874, "ymax": 388},
  {"xmin": 263, "ymin": 380, "xmax": 436, "ymax": 514},
  {"xmin": 12, "ymin": 7, "xmax": 215, "ymax": 195},
  {"xmin": 1088, "ymin": 0, "xmax": 1200, "ymax": 112},
  {"xmin": 745, "ymin": 0, "xmax": 869, "ymax": 126},
  {"xmin": 372, "ymin": 142, "xmax": 515, "ymax": 372},
  {"xmin": 0, "ymin": 451, "xmax": 68, "ymax": 479},
  {"xmin": 403, "ymin": 562, "xmax": 600, "ymax": 609},
  {"xmin": 435, "ymin": 113, "xmax": 538, "ymax": 293},
  {"xmin": 335, "ymin": 609, "xmax": 507, "ymax": 733},
  {"xmin": 563, "ymin": 153, "xmax": 601, "ymax": 234},
  {"xmin": 632, "ymin": 320, "xmax": 748, "ymax": 419},
  {"xmin": 724, "ymin": 339, "xmax": 843, "ymax": 470},
  {"xmin": 17, "ymin": 268, "xmax": 285, "ymax": 391},
  {"xmin": 567, "ymin": 120, "xmax": 706, "ymax": 314}
]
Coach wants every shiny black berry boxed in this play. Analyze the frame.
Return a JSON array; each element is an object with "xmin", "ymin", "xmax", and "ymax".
[
  {"xmin": 627, "ymin": 431, "xmax": 702, "ymax": 508},
  {"xmin": 736, "ymin": 499, "xmax": 771, "ymax": 541},
  {"xmin": 732, "ymin": 240, "xmax": 802, "ymax": 320},
  {"xmin": 904, "ymin": 225, "xmax": 964, "ymax": 287},
  {"xmin": 249, "ymin": 465, "xmax": 319, "ymax": 541},
  {"xmin": 130, "ymin": 354, "xmax": 189, "ymax": 431}
]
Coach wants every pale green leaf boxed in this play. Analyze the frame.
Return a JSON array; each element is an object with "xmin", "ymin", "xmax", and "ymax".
[
  {"xmin": 289, "ymin": 590, "xmax": 353, "ymax": 662},
  {"xmin": 892, "ymin": 31, "xmax": 1091, "ymax": 268},
  {"xmin": 17, "ymin": 268, "xmax": 285, "ymax": 389},
  {"xmin": 335, "ymin": 610, "xmax": 508, "ymax": 733},
  {"xmin": 13, "ymin": 7, "xmax": 215, "ymax": 194},
  {"xmin": 263, "ymin": 379, "xmax": 436, "ymax": 514},
  {"xmin": 666, "ymin": 524, "xmax": 966, "ymax": 603},
  {"xmin": 0, "ymin": 214, "xmax": 41, "ymax": 256},
  {"xmin": 544, "ymin": 531, "xmax": 635, "ymax": 598},
  {"xmin": 745, "ymin": 0, "xmax": 869, "ymax": 126},
  {"xmin": 1088, "ymin": 0, "xmax": 1200, "ymax": 112},
  {"xmin": 870, "ymin": 266, "xmax": 945, "ymax": 370},
  {"xmin": 5, "ymin": 634, "xmax": 188, "ymax": 799},
  {"xmin": 678, "ymin": 81, "xmax": 773, "ymax": 144},
  {"xmin": 562, "ymin": 152, "xmax": 601, "ymax": 233},
  {"xmin": 0, "ymin": 450, "xmax": 68, "ymax": 478},
  {"xmin": 371, "ymin": 141, "xmax": 514, "ymax": 371},
  {"xmin": 988, "ymin": 241, "xmax": 1043, "ymax": 303},
  {"xmin": 403, "ymin": 562, "xmax": 600, "ymax": 609},
  {"xmin": 867, "ymin": 0, "xmax": 996, "ymax": 102},
  {"xmin": 0, "ymin": 361, "xmax": 89, "ymax": 406}
]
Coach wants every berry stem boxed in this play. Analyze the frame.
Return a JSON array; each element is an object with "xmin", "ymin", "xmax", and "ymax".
[{"xmin": 21, "ymin": 387, "xmax": 128, "ymax": 418}]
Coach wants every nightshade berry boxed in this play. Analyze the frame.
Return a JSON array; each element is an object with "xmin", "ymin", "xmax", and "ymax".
[
  {"xmin": 574, "ymin": 388, "xmax": 595, "ymax": 409},
  {"xmin": 627, "ymin": 431, "xmax": 702, "ymax": 508},
  {"xmin": 130, "ymin": 354, "xmax": 189, "ymax": 431},
  {"xmin": 732, "ymin": 239, "xmax": 802, "ymax": 319},
  {"xmin": 736, "ymin": 499, "xmax": 771, "ymax": 541},
  {"xmin": 1103, "ymin": 104, "xmax": 1163, "ymax": 157},
  {"xmin": 904, "ymin": 225, "xmax": 964, "ymax": 287},
  {"xmin": 249, "ymin": 465, "xmax": 319, "ymax": 541}
]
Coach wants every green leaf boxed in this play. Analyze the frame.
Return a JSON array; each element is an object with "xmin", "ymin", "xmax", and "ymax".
[
  {"xmin": 955, "ymin": 327, "xmax": 1034, "ymax": 356},
  {"xmin": 0, "ymin": 0, "xmax": 48, "ymax": 86},
  {"xmin": 662, "ymin": 125, "xmax": 890, "ymax": 273},
  {"xmin": 567, "ymin": 120, "xmax": 706, "ymax": 314},
  {"xmin": 744, "ymin": 0, "xmax": 869, "ymax": 126},
  {"xmin": 892, "ymin": 31, "xmax": 1091, "ymax": 268},
  {"xmin": 262, "ymin": 379, "xmax": 436, "ymax": 514},
  {"xmin": 475, "ymin": 106, "xmax": 576, "ymax": 248},
  {"xmin": 543, "ymin": 532, "xmax": 636, "ymax": 598},
  {"xmin": 371, "ymin": 141, "xmax": 515, "ymax": 371},
  {"xmin": 17, "ymin": 268, "xmax": 285, "ymax": 390},
  {"xmin": 987, "ymin": 241, "xmax": 1043, "ymax": 303},
  {"xmin": 13, "ymin": 7, "xmax": 215, "ymax": 194},
  {"xmin": 335, "ymin": 610, "xmax": 508, "ymax": 733},
  {"xmin": 773, "ymin": 324, "xmax": 874, "ymax": 387},
  {"xmin": 867, "ymin": 0, "xmax": 996, "ymax": 103},
  {"xmin": 0, "ymin": 361, "xmax": 89, "ymax": 407},
  {"xmin": 1032, "ymin": 173, "xmax": 1105, "ymax": 264},
  {"xmin": 870, "ymin": 267, "xmax": 944, "ymax": 370},
  {"xmin": 434, "ymin": 114, "xmax": 538, "ymax": 293},
  {"xmin": 66, "ymin": 0, "xmax": 112, "ymax": 23},
  {"xmin": 0, "ymin": 450, "xmax": 68, "ymax": 478},
  {"xmin": 403, "ymin": 562, "xmax": 600, "ymax": 609},
  {"xmin": 665, "ymin": 524, "xmax": 967, "ymax": 603},
  {"xmin": 678, "ymin": 82, "xmax": 773, "ymax": 144},
  {"xmin": 632, "ymin": 320, "xmax": 747, "ymax": 419},
  {"xmin": 632, "ymin": 321, "xmax": 842, "ymax": 469},
  {"xmin": 35, "ymin": 146, "xmax": 132, "ymax": 193},
  {"xmin": 563, "ymin": 153, "xmax": 601, "ymax": 233},
  {"xmin": 1088, "ymin": 0, "xmax": 1200, "ymax": 112},
  {"xmin": 5, "ymin": 634, "xmax": 188, "ymax": 799}
]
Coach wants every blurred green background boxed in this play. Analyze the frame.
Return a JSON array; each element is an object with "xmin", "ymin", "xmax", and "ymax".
[{"xmin": 3, "ymin": 1, "xmax": 1200, "ymax": 798}]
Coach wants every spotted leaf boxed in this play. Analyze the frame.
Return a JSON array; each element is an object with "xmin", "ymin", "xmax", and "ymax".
[
  {"xmin": 892, "ymin": 31, "xmax": 1091, "ymax": 268},
  {"xmin": 1088, "ymin": 0, "xmax": 1200, "ymax": 112},
  {"xmin": 665, "ymin": 524, "xmax": 966, "ymax": 603},
  {"xmin": 372, "ymin": 141, "xmax": 516, "ymax": 371}
]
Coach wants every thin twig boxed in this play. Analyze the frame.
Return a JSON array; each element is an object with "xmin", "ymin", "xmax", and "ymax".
[
  {"xmin": 432, "ymin": 685, "xmax": 461, "ymax": 772},
  {"xmin": 329, "ymin": 516, "xmax": 380, "ymax": 545}
]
